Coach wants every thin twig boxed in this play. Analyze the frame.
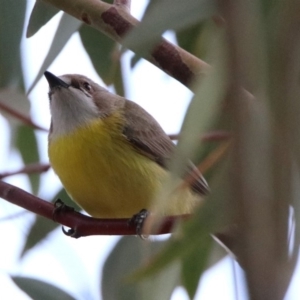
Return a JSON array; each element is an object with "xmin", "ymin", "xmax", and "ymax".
[
  {"xmin": 198, "ymin": 141, "xmax": 230, "ymax": 174},
  {"xmin": 0, "ymin": 163, "xmax": 50, "ymax": 180},
  {"xmin": 0, "ymin": 101, "xmax": 48, "ymax": 132},
  {"xmin": 0, "ymin": 180, "xmax": 188, "ymax": 237},
  {"xmin": 179, "ymin": 141, "xmax": 230, "ymax": 190}
]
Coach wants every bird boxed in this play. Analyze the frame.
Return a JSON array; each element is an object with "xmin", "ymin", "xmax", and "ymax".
[{"xmin": 44, "ymin": 71, "xmax": 208, "ymax": 219}]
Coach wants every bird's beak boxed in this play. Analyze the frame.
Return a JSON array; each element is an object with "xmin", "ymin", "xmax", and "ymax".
[{"xmin": 44, "ymin": 71, "xmax": 69, "ymax": 89}]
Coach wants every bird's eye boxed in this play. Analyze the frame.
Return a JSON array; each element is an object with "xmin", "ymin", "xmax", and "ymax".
[{"xmin": 83, "ymin": 82, "xmax": 91, "ymax": 91}]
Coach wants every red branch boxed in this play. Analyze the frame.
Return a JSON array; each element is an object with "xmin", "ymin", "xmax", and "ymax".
[
  {"xmin": 0, "ymin": 180, "xmax": 188, "ymax": 237},
  {"xmin": 0, "ymin": 101, "xmax": 48, "ymax": 132},
  {"xmin": 0, "ymin": 163, "xmax": 50, "ymax": 180}
]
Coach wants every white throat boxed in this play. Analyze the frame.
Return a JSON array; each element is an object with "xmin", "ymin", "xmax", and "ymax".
[{"xmin": 49, "ymin": 87, "xmax": 99, "ymax": 139}]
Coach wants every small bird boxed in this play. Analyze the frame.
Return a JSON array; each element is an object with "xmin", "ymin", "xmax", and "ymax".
[{"xmin": 44, "ymin": 71, "xmax": 208, "ymax": 219}]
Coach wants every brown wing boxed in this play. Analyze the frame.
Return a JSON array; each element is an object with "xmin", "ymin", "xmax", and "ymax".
[
  {"xmin": 122, "ymin": 100, "xmax": 209, "ymax": 195},
  {"xmin": 122, "ymin": 100, "xmax": 174, "ymax": 168}
]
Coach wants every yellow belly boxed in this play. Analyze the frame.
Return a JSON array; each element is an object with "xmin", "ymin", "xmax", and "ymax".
[{"xmin": 49, "ymin": 115, "xmax": 200, "ymax": 218}]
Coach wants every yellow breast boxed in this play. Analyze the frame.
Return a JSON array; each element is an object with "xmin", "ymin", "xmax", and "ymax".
[{"xmin": 48, "ymin": 113, "xmax": 167, "ymax": 218}]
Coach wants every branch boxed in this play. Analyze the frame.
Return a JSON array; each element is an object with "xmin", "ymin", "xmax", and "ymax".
[
  {"xmin": 168, "ymin": 130, "xmax": 231, "ymax": 141},
  {"xmin": 179, "ymin": 141, "xmax": 230, "ymax": 191},
  {"xmin": 0, "ymin": 180, "xmax": 188, "ymax": 237},
  {"xmin": 40, "ymin": 0, "xmax": 210, "ymax": 88},
  {"xmin": 0, "ymin": 101, "xmax": 48, "ymax": 132},
  {"xmin": 0, "ymin": 163, "xmax": 50, "ymax": 180},
  {"xmin": 113, "ymin": 0, "xmax": 131, "ymax": 11}
]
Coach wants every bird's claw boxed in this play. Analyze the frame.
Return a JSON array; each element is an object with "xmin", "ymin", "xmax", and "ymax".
[
  {"xmin": 62, "ymin": 226, "xmax": 80, "ymax": 238},
  {"xmin": 129, "ymin": 209, "xmax": 150, "ymax": 238},
  {"xmin": 52, "ymin": 199, "xmax": 75, "ymax": 221},
  {"xmin": 52, "ymin": 199, "xmax": 79, "ymax": 238}
]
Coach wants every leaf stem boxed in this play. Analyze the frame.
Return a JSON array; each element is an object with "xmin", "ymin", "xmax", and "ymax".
[{"xmin": 0, "ymin": 163, "xmax": 50, "ymax": 180}]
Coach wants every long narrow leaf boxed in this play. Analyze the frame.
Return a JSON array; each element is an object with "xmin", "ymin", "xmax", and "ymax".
[
  {"xmin": 124, "ymin": 0, "xmax": 216, "ymax": 54},
  {"xmin": 0, "ymin": 0, "xmax": 26, "ymax": 88},
  {"xmin": 12, "ymin": 276, "xmax": 76, "ymax": 300},
  {"xmin": 26, "ymin": 1, "xmax": 60, "ymax": 38},
  {"xmin": 27, "ymin": 13, "xmax": 81, "ymax": 94}
]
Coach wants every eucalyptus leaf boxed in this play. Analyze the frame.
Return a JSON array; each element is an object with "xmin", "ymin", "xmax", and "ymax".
[
  {"xmin": 176, "ymin": 21, "xmax": 218, "ymax": 60},
  {"xmin": 124, "ymin": 0, "xmax": 216, "ymax": 55},
  {"xmin": 0, "ymin": 89, "xmax": 31, "ymax": 126},
  {"xmin": 260, "ymin": 0, "xmax": 279, "ymax": 16},
  {"xmin": 0, "ymin": 0, "xmax": 26, "ymax": 88},
  {"xmin": 130, "ymin": 54, "xmax": 142, "ymax": 69},
  {"xmin": 102, "ymin": 236, "xmax": 180, "ymax": 300},
  {"xmin": 27, "ymin": 13, "xmax": 81, "ymax": 94},
  {"xmin": 113, "ymin": 61, "xmax": 125, "ymax": 97},
  {"xmin": 15, "ymin": 126, "xmax": 40, "ymax": 195},
  {"xmin": 176, "ymin": 23, "xmax": 204, "ymax": 56},
  {"xmin": 26, "ymin": 1, "xmax": 60, "ymax": 38},
  {"xmin": 181, "ymin": 238, "xmax": 213, "ymax": 298},
  {"xmin": 129, "ymin": 159, "xmax": 232, "ymax": 293},
  {"xmin": 180, "ymin": 162, "xmax": 233, "ymax": 299},
  {"xmin": 126, "ymin": 35, "xmax": 230, "ymax": 288},
  {"xmin": 52, "ymin": 188, "xmax": 81, "ymax": 211},
  {"xmin": 21, "ymin": 188, "xmax": 79, "ymax": 256},
  {"xmin": 12, "ymin": 276, "xmax": 76, "ymax": 300},
  {"xmin": 129, "ymin": 198, "xmax": 222, "ymax": 280},
  {"xmin": 171, "ymin": 32, "xmax": 228, "ymax": 183},
  {"xmin": 79, "ymin": 25, "xmax": 117, "ymax": 86},
  {"xmin": 21, "ymin": 215, "xmax": 58, "ymax": 257}
]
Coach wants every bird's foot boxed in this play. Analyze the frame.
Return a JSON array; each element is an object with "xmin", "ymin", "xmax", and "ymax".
[
  {"xmin": 61, "ymin": 226, "xmax": 81, "ymax": 238},
  {"xmin": 52, "ymin": 199, "xmax": 81, "ymax": 238},
  {"xmin": 52, "ymin": 199, "xmax": 75, "ymax": 221},
  {"xmin": 129, "ymin": 209, "xmax": 150, "ymax": 238}
]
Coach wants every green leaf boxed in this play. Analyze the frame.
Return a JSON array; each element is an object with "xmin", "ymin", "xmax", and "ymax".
[
  {"xmin": 171, "ymin": 32, "xmax": 228, "ymax": 180},
  {"xmin": 52, "ymin": 188, "xmax": 82, "ymax": 211},
  {"xmin": 0, "ymin": 0, "xmax": 26, "ymax": 88},
  {"xmin": 113, "ymin": 61, "xmax": 125, "ymax": 97},
  {"xmin": 0, "ymin": 89, "xmax": 31, "ymax": 126},
  {"xmin": 176, "ymin": 21, "xmax": 218, "ymax": 60},
  {"xmin": 181, "ymin": 237, "xmax": 213, "ymax": 298},
  {"xmin": 124, "ymin": 0, "xmax": 216, "ymax": 55},
  {"xmin": 21, "ymin": 215, "xmax": 58, "ymax": 257},
  {"xmin": 260, "ymin": 0, "xmax": 279, "ymax": 16},
  {"xmin": 102, "ymin": 236, "xmax": 180, "ymax": 300},
  {"xmin": 15, "ymin": 126, "xmax": 40, "ymax": 195},
  {"xmin": 130, "ymin": 54, "xmax": 142, "ymax": 69},
  {"xmin": 27, "ymin": 13, "xmax": 81, "ymax": 94},
  {"xmin": 79, "ymin": 25, "xmax": 117, "ymax": 86},
  {"xmin": 26, "ymin": 1, "xmax": 60, "ymax": 38},
  {"xmin": 21, "ymin": 188, "xmax": 80, "ymax": 256},
  {"xmin": 129, "ymin": 199, "xmax": 221, "ymax": 280},
  {"xmin": 176, "ymin": 23, "xmax": 204, "ymax": 55},
  {"xmin": 129, "ymin": 160, "xmax": 232, "ymax": 292},
  {"xmin": 126, "ymin": 36, "xmax": 230, "ymax": 294},
  {"xmin": 12, "ymin": 276, "xmax": 76, "ymax": 300}
]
